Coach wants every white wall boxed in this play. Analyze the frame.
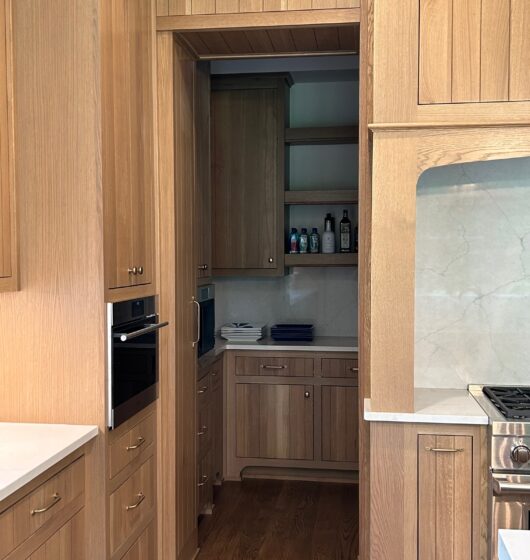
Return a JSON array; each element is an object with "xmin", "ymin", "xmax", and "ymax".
[{"xmin": 415, "ymin": 157, "xmax": 530, "ymax": 388}]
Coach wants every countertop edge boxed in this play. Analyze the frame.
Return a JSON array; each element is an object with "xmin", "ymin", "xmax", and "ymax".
[
  {"xmin": 499, "ymin": 529, "xmax": 530, "ymax": 560},
  {"xmin": 0, "ymin": 425, "xmax": 99, "ymax": 503}
]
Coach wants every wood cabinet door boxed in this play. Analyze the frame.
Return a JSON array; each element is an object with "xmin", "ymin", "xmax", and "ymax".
[
  {"xmin": 120, "ymin": 520, "xmax": 156, "ymax": 560},
  {"xmin": 418, "ymin": 434, "xmax": 473, "ymax": 560},
  {"xmin": 210, "ymin": 364, "xmax": 223, "ymax": 481},
  {"xmin": 26, "ymin": 510, "xmax": 84, "ymax": 560},
  {"xmin": 321, "ymin": 386, "xmax": 358, "ymax": 464},
  {"xmin": 102, "ymin": 0, "xmax": 155, "ymax": 293},
  {"xmin": 195, "ymin": 62, "xmax": 211, "ymax": 282},
  {"xmin": 211, "ymin": 77, "xmax": 285, "ymax": 276},
  {"xmin": 236, "ymin": 383, "xmax": 314, "ymax": 460}
]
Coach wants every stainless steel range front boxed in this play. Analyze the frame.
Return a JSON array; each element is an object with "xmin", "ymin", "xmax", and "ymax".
[{"xmin": 470, "ymin": 385, "xmax": 530, "ymax": 559}]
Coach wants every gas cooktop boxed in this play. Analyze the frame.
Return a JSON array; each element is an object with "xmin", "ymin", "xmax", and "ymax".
[{"xmin": 483, "ymin": 386, "xmax": 530, "ymax": 420}]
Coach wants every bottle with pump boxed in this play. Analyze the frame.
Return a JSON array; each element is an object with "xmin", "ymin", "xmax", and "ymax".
[
  {"xmin": 309, "ymin": 228, "xmax": 320, "ymax": 253},
  {"xmin": 340, "ymin": 209, "xmax": 352, "ymax": 253},
  {"xmin": 299, "ymin": 228, "xmax": 308, "ymax": 254},
  {"xmin": 322, "ymin": 214, "xmax": 335, "ymax": 254}
]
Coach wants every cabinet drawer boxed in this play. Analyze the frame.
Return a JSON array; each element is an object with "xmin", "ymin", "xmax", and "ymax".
[
  {"xmin": 6, "ymin": 457, "xmax": 85, "ymax": 554},
  {"xmin": 235, "ymin": 355, "xmax": 314, "ymax": 377},
  {"xmin": 321, "ymin": 358, "xmax": 358, "ymax": 381},
  {"xmin": 120, "ymin": 519, "xmax": 156, "ymax": 560},
  {"xmin": 109, "ymin": 413, "xmax": 156, "ymax": 480},
  {"xmin": 197, "ymin": 450, "xmax": 212, "ymax": 516},
  {"xmin": 109, "ymin": 456, "xmax": 155, "ymax": 556},
  {"xmin": 210, "ymin": 364, "xmax": 222, "ymax": 391},
  {"xmin": 197, "ymin": 375, "xmax": 210, "ymax": 408},
  {"xmin": 197, "ymin": 401, "xmax": 211, "ymax": 459}
]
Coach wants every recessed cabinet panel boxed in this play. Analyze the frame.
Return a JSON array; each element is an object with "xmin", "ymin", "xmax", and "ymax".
[
  {"xmin": 418, "ymin": 434, "xmax": 473, "ymax": 560},
  {"xmin": 321, "ymin": 386, "xmax": 358, "ymax": 463},
  {"xmin": 102, "ymin": 0, "xmax": 155, "ymax": 294}
]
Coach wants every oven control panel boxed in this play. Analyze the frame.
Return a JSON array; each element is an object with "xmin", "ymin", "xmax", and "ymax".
[{"xmin": 493, "ymin": 436, "xmax": 530, "ymax": 471}]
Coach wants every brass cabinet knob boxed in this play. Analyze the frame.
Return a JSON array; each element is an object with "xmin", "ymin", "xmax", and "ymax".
[
  {"xmin": 138, "ymin": 266, "xmax": 144, "ymax": 275},
  {"xmin": 268, "ymin": 257, "xmax": 274, "ymax": 263},
  {"xmin": 128, "ymin": 267, "xmax": 138, "ymax": 275},
  {"xmin": 304, "ymin": 391, "xmax": 311, "ymax": 399}
]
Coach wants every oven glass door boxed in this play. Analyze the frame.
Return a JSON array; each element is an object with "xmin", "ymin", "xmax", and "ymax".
[
  {"xmin": 198, "ymin": 298, "xmax": 215, "ymax": 357},
  {"xmin": 111, "ymin": 317, "xmax": 158, "ymax": 428}
]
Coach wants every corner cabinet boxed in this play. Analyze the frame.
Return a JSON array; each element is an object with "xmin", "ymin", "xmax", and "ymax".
[
  {"xmin": 102, "ymin": 0, "xmax": 156, "ymax": 301},
  {"xmin": 0, "ymin": 0, "xmax": 16, "ymax": 293},
  {"xmin": 211, "ymin": 75, "xmax": 290, "ymax": 277}
]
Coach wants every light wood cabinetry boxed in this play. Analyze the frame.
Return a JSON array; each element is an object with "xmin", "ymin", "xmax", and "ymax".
[
  {"xmin": 195, "ymin": 61, "xmax": 212, "ymax": 284},
  {"xmin": 196, "ymin": 357, "xmax": 223, "ymax": 516},
  {"xmin": 119, "ymin": 521, "xmax": 156, "ymax": 560},
  {"xmin": 0, "ymin": 0, "xmax": 16, "ymax": 293},
  {"xmin": 102, "ymin": 0, "xmax": 156, "ymax": 300},
  {"xmin": 0, "ymin": 451, "xmax": 86, "ymax": 560},
  {"xmin": 211, "ymin": 75, "xmax": 289, "ymax": 277},
  {"xmin": 369, "ymin": 422, "xmax": 487, "ymax": 560},
  {"xmin": 226, "ymin": 350, "xmax": 358, "ymax": 479},
  {"xmin": 106, "ymin": 405, "xmax": 157, "ymax": 560}
]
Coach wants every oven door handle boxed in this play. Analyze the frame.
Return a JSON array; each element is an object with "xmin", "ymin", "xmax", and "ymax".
[
  {"xmin": 493, "ymin": 477, "xmax": 530, "ymax": 496},
  {"xmin": 115, "ymin": 321, "xmax": 169, "ymax": 342}
]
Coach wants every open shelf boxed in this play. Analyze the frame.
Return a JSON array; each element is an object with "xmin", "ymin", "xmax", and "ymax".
[
  {"xmin": 284, "ymin": 253, "xmax": 358, "ymax": 267},
  {"xmin": 284, "ymin": 189, "xmax": 358, "ymax": 205},
  {"xmin": 285, "ymin": 126, "xmax": 358, "ymax": 145}
]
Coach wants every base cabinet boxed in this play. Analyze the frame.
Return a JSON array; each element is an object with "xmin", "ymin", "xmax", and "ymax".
[
  {"xmin": 26, "ymin": 511, "xmax": 84, "ymax": 560},
  {"xmin": 119, "ymin": 521, "xmax": 156, "ymax": 560},
  {"xmin": 226, "ymin": 350, "xmax": 359, "ymax": 479}
]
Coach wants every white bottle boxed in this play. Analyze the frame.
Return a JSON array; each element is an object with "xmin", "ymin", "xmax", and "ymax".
[{"xmin": 322, "ymin": 216, "xmax": 335, "ymax": 254}]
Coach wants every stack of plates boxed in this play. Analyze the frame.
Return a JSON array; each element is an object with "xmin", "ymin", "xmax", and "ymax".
[
  {"xmin": 220, "ymin": 322, "xmax": 266, "ymax": 342},
  {"xmin": 271, "ymin": 324, "xmax": 314, "ymax": 342}
]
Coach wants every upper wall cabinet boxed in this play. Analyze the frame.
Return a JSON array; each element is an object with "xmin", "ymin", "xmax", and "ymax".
[
  {"xmin": 0, "ymin": 0, "xmax": 16, "ymax": 293},
  {"xmin": 211, "ymin": 75, "xmax": 289, "ymax": 277},
  {"xmin": 156, "ymin": 0, "xmax": 360, "ymax": 17},
  {"xmin": 372, "ymin": 0, "xmax": 530, "ymax": 125},
  {"xmin": 102, "ymin": 0, "xmax": 156, "ymax": 301}
]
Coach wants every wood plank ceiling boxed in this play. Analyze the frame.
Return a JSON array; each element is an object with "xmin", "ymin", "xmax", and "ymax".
[{"xmin": 177, "ymin": 24, "xmax": 359, "ymax": 59}]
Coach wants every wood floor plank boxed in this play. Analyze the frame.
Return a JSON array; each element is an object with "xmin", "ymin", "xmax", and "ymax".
[{"xmin": 197, "ymin": 479, "xmax": 358, "ymax": 559}]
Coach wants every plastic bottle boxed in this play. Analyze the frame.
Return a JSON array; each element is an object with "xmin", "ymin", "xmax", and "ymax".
[
  {"xmin": 309, "ymin": 228, "xmax": 320, "ymax": 253},
  {"xmin": 289, "ymin": 228, "xmax": 299, "ymax": 254},
  {"xmin": 322, "ymin": 216, "xmax": 335, "ymax": 254},
  {"xmin": 299, "ymin": 228, "xmax": 308, "ymax": 254}
]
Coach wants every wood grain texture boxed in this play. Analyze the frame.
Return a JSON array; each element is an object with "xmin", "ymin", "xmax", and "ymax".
[
  {"xmin": 510, "ymin": 0, "xmax": 530, "ymax": 101},
  {"xmin": 156, "ymin": 35, "xmax": 198, "ymax": 560},
  {"xmin": 235, "ymin": 355, "xmax": 315, "ymax": 377},
  {"xmin": 211, "ymin": 76, "xmax": 285, "ymax": 276},
  {"xmin": 480, "ymin": 0, "xmax": 510, "ymax": 101},
  {"xmin": 120, "ymin": 521, "xmax": 157, "ymax": 560},
  {"xmin": 161, "ymin": 0, "xmax": 358, "ymax": 13},
  {"xmin": 451, "ymin": 0, "xmax": 481, "ymax": 103},
  {"xmin": 197, "ymin": 480, "xmax": 359, "ymax": 559},
  {"xmin": 27, "ymin": 510, "xmax": 84, "ymax": 560},
  {"xmin": 0, "ymin": 0, "xmax": 16, "ymax": 291},
  {"xmin": 419, "ymin": 0, "xmax": 453, "ymax": 104},
  {"xmin": 156, "ymin": 8, "xmax": 360, "ymax": 32},
  {"xmin": 321, "ymin": 386, "xmax": 358, "ymax": 463}
]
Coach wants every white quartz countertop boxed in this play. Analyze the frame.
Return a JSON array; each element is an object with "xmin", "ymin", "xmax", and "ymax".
[
  {"xmin": 207, "ymin": 336, "xmax": 358, "ymax": 357},
  {"xmin": 0, "ymin": 423, "xmax": 99, "ymax": 502},
  {"xmin": 499, "ymin": 530, "xmax": 530, "ymax": 560},
  {"xmin": 364, "ymin": 388, "xmax": 489, "ymax": 425}
]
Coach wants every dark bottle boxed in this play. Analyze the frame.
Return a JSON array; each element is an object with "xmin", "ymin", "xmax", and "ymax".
[{"xmin": 339, "ymin": 210, "xmax": 352, "ymax": 253}]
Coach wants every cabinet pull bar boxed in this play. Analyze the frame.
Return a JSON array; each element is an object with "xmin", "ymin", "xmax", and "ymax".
[
  {"xmin": 425, "ymin": 447, "xmax": 464, "ymax": 453},
  {"xmin": 126, "ymin": 436, "xmax": 146, "ymax": 451},
  {"xmin": 260, "ymin": 365, "xmax": 287, "ymax": 370},
  {"xmin": 349, "ymin": 367, "xmax": 359, "ymax": 372},
  {"xmin": 115, "ymin": 321, "xmax": 169, "ymax": 342},
  {"xmin": 198, "ymin": 475, "xmax": 209, "ymax": 487},
  {"xmin": 126, "ymin": 493, "xmax": 146, "ymax": 511},
  {"xmin": 197, "ymin": 386, "xmax": 208, "ymax": 395},
  {"xmin": 197, "ymin": 426, "xmax": 208, "ymax": 436},
  {"xmin": 192, "ymin": 297, "xmax": 200, "ymax": 348},
  {"xmin": 31, "ymin": 493, "xmax": 61, "ymax": 515}
]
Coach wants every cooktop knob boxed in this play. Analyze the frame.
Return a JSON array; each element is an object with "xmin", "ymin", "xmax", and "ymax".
[{"xmin": 511, "ymin": 445, "xmax": 530, "ymax": 464}]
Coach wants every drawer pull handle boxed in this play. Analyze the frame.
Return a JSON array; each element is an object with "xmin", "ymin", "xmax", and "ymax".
[
  {"xmin": 197, "ymin": 425, "xmax": 208, "ymax": 436},
  {"xmin": 425, "ymin": 447, "xmax": 464, "ymax": 453},
  {"xmin": 198, "ymin": 475, "xmax": 209, "ymax": 487},
  {"xmin": 260, "ymin": 365, "xmax": 287, "ymax": 370},
  {"xmin": 349, "ymin": 367, "xmax": 359, "ymax": 372},
  {"xmin": 211, "ymin": 372, "xmax": 218, "ymax": 377},
  {"xmin": 197, "ymin": 386, "xmax": 208, "ymax": 394},
  {"xmin": 126, "ymin": 436, "xmax": 146, "ymax": 451},
  {"xmin": 126, "ymin": 492, "xmax": 146, "ymax": 511},
  {"xmin": 31, "ymin": 493, "xmax": 61, "ymax": 515}
]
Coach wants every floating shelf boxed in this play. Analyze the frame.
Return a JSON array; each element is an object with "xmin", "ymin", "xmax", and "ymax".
[
  {"xmin": 285, "ymin": 126, "xmax": 358, "ymax": 145},
  {"xmin": 284, "ymin": 253, "xmax": 358, "ymax": 267},
  {"xmin": 284, "ymin": 189, "xmax": 358, "ymax": 205}
]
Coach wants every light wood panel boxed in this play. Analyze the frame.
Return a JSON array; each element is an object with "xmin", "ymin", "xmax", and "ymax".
[
  {"xmin": 27, "ymin": 510, "xmax": 84, "ymax": 560},
  {"xmin": 284, "ymin": 189, "xmax": 358, "ymax": 205},
  {"xmin": 102, "ymin": 0, "xmax": 156, "ymax": 297},
  {"xmin": 211, "ymin": 76, "xmax": 285, "ymax": 276},
  {"xmin": 156, "ymin": 34, "xmax": 198, "ymax": 560},
  {"xmin": 158, "ymin": 0, "xmax": 359, "ymax": 15},
  {"xmin": 321, "ymin": 386, "xmax": 358, "ymax": 462},
  {"xmin": 1, "ymin": 2, "xmax": 107, "ymax": 558},
  {"xmin": 157, "ymin": 8, "xmax": 360, "ymax": 32},
  {"xmin": 0, "ymin": 0, "xmax": 16, "ymax": 292},
  {"xmin": 120, "ymin": 521, "xmax": 156, "ymax": 560},
  {"xmin": 510, "ymin": 0, "xmax": 530, "ymax": 101},
  {"xmin": 418, "ymin": 435, "xmax": 473, "ymax": 560}
]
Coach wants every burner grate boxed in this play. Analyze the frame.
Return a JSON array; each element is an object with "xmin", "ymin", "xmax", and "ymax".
[{"xmin": 483, "ymin": 386, "xmax": 530, "ymax": 419}]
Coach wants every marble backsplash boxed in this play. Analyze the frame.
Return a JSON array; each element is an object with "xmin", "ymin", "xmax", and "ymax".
[
  {"xmin": 214, "ymin": 267, "xmax": 357, "ymax": 337},
  {"xmin": 415, "ymin": 157, "xmax": 530, "ymax": 388}
]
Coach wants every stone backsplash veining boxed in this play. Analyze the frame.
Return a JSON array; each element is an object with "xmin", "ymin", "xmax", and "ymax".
[{"xmin": 415, "ymin": 157, "xmax": 530, "ymax": 388}]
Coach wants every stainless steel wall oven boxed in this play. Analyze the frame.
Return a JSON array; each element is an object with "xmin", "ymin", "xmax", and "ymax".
[{"xmin": 107, "ymin": 296, "xmax": 168, "ymax": 429}]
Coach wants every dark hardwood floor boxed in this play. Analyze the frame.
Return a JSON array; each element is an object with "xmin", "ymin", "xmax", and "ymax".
[{"xmin": 197, "ymin": 479, "xmax": 359, "ymax": 559}]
